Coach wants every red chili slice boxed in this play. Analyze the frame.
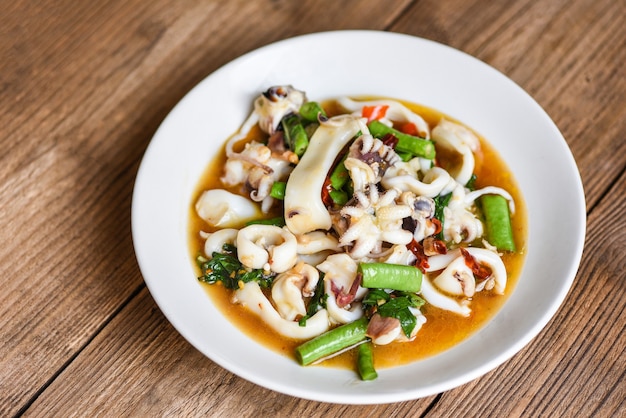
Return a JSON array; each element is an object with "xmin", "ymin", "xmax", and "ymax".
[
  {"xmin": 362, "ymin": 105, "xmax": 389, "ymax": 122},
  {"xmin": 400, "ymin": 122, "xmax": 418, "ymax": 136},
  {"xmin": 321, "ymin": 175, "xmax": 334, "ymax": 207},
  {"xmin": 460, "ymin": 248, "xmax": 492, "ymax": 280},
  {"xmin": 431, "ymin": 218, "xmax": 442, "ymax": 235},
  {"xmin": 407, "ymin": 239, "xmax": 429, "ymax": 272}
]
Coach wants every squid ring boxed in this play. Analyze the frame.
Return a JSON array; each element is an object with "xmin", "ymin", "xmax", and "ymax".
[
  {"xmin": 236, "ymin": 224, "xmax": 298, "ymax": 273},
  {"xmin": 203, "ymin": 228, "xmax": 238, "ymax": 258}
]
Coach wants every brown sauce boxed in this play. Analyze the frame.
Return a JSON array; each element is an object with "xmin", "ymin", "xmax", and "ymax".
[{"xmin": 188, "ymin": 97, "xmax": 527, "ymax": 370}]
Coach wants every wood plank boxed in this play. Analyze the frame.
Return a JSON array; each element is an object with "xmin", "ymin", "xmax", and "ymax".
[
  {"xmin": 0, "ymin": 0, "xmax": 412, "ymax": 415},
  {"xmin": 388, "ymin": 0, "xmax": 626, "ymax": 414},
  {"xmin": 0, "ymin": 112, "xmax": 143, "ymax": 415},
  {"xmin": 422, "ymin": 169, "xmax": 626, "ymax": 417},
  {"xmin": 3, "ymin": 0, "xmax": 624, "ymax": 415},
  {"xmin": 23, "ymin": 288, "xmax": 437, "ymax": 417},
  {"xmin": 392, "ymin": 0, "xmax": 626, "ymax": 210}
]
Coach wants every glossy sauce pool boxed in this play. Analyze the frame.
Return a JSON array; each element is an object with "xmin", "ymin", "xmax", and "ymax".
[{"xmin": 188, "ymin": 98, "xmax": 527, "ymax": 370}]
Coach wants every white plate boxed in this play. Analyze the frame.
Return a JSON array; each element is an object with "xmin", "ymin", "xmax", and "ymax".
[{"xmin": 131, "ymin": 31, "xmax": 585, "ymax": 404}]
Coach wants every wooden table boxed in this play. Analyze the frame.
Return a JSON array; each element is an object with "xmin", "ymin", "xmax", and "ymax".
[{"xmin": 2, "ymin": 0, "xmax": 624, "ymax": 416}]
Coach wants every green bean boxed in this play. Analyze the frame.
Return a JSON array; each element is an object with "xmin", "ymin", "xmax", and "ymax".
[
  {"xmin": 270, "ymin": 181, "xmax": 286, "ymax": 200},
  {"xmin": 330, "ymin": 158, "xmax": 349, "ymax": 190},
  {"xmin": 396, "ymin": 150, "xmax": 413, "ymax": 162},
  {"xmin": 245, "ymin": 217, "xmax": 286, "ymax": 227},
  {"xmin": 480, "ymin": 194, "xmax": 516, "ymax": 252},
  {"xmin": 282, "ymin": 114, "xmax": 309, "ymax": 157},
  {"xmin": 357, "ymin": 341, "xmax": 378, "ymax": 381},
  {"xmin": 368, "ymin": 120, "xmax": 436, "ymax": 159},
  {"xmin": 359, "ymin": 263, "xmax": 422, "ymax": 292},
  {"xmin": 295, "ymin": 317, "xmax": 368, "ymax": 366},
  {"xmin": 299, "ymin": 101, "xmax": 327, "ymax": 122},
  {"xmin": 329, "ymin": 190, "xmax": 349, "ymax": 206}
]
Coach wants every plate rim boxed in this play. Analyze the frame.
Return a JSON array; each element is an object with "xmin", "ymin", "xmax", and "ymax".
[{"xmin": 131, "ymin": 29, "xmax": 586, "ymax": 404}]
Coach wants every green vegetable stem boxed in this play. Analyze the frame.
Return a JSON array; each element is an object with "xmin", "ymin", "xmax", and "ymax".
[
  {"xmin": 295, "ymin": 318, "xmax": 369, "ymax": 366},
  {"xmin": 480, "ymin": 194, "xmax": 516, "ymax": 252},
  {"xmin": 329, "ymin": 189, "xmax": 349, "ymax": 206},
  {"xmin": 357, "ymin": 342, "xmax": 378, "ymax": 381},
  {"xmin": 368, "ymin": 120, "xmax": 436, "ymax": 160},
  {"xmin": 326, "ymin": 154, "xmax": 352, "ymax": 206},
  {"xmin": 270, "ymin": 181, "xmax": 286, "ymax": 200},
  {"xmin": 330, "ymin": 158, "xmax": 349, "ymax": 190},
  {"xmin": 299, "ymin": 101, "xmax": 327, "ymax": 122},
  {"xmin": 245, "ymin": 217, "xmax": 286, "ymax": 227},
  {"xmin": 282, "ymin": 114, "xmax": 309, "ymax": 157},
  {"xmin": 359, "ymin": 263, "xmax": 422, "ymax": 292}
]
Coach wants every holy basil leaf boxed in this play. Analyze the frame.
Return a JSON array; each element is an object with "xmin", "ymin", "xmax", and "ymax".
[
  {"xmin": 197, "ymin": 244, "xmax": 274, "ymax": 289},
  {"xmin": 396, "ymin": 291, "xmax": 425, "ymax": 309},
  {"xmin": 376, "ymin": 292, "xmax": 425, "ymax": 338},
  {"xmin": 362, "ymin": 289, "xmax": 390, "ymax": 308},
  {"xmin": 434, "ymin": 192, "xmax": 452, "ymax": 240},
  {"xmin": 395, "ymin": 309, "xmax": 417, "ymax": 338},
  {"xmin": 377, "ymin": 297, "xmax": 413, "ymax": 314},
  {"xmin": 465, "ymin": 173, "xmax": 478, "ymax": 191},
  {"xmin": 239, "ymin": 268, "xmax": 274, "ymax": 289}
]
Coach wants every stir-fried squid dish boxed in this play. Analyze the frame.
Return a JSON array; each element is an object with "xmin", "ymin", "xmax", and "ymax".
[{"xmin": 192, "ymin": 85, "xmax": 524, "ymax": 380}]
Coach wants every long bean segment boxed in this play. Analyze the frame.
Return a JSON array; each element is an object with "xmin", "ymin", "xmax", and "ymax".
[
  {"xmin": 368, "ymin": 120, "xmax": 436, "ymax": 159},
  {"xmin": 299, "ymin": 101, "xmax": 327, "ymax": 122},
  {"xmin": 329, "ymin": 190, "xmax": 349, "ymax": 206},
  {"xmin": 282, "ymin": 114, "xmax": 309, "ymax": 157},
  {"xmin": 359, "ymin": 263, "xmax": 422, "ymax": 292},
  {"xmin": 245, "ymin": 217, "xmax": 285, "ymax": 227},
  {"xmin": 357, "ymin": 342, "xmax": 378, "ymax": 381},
  {"xmin": 330, "ymin": 157, "xmax": 349, "ymax": 190},
  {"xmin": 270, "ymin": 181, "xmax": 286, "ymax": 200},
  {"xmin": 480, "ymin": 194, "xmax": 516, "ymax": 251},
  {"xmin": 327, "ymin": 155, "xmax": 351, "ymax": 206},
  {"xmin": 295, "ymin": 317, "xmax": 368, "ymax": 366}
]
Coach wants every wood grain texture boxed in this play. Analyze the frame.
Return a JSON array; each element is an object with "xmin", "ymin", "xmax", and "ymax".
[
  {"xmin": 23, "ymin": 288, "xmax": 437, "ymax": 417},
  {"xmin": 0, "ymin": 0, "xmax": 413, "ymax": 416},
  {"xmin": 1, "ymin": 0, "xmax": 624, "ymax": 416}
]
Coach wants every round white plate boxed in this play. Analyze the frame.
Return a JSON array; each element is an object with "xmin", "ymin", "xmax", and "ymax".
[{"xmin": 131, "ymin": 31, "xmax": 585, "ymax": 404}]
